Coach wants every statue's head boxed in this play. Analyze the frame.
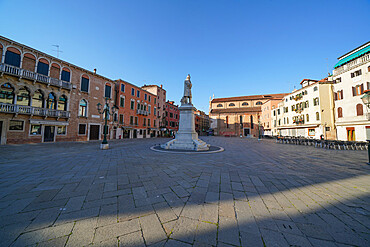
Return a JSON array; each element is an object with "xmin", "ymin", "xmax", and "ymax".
[{"xmin": 186, "ymin": 74, "xmax": 191, "ymax": 81}]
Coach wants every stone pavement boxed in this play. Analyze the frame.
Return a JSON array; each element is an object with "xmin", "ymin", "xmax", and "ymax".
[{"xmin": 0, "ymin": 137, "xmax": 369, "ymax": 247}]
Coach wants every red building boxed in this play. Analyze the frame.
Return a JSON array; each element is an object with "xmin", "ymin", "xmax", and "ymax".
[{"xmin": 165, "ymin": 100, "xmax": 179, "ymax": 135}]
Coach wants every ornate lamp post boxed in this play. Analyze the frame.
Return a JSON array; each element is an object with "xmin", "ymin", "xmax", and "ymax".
[
  {"xmin": 360, "ymin": 90, "xmax": 370, "ymax": 165},
  {"xmin": 97, "ymin": 98, "xmax": 117, "ymax": 150}
]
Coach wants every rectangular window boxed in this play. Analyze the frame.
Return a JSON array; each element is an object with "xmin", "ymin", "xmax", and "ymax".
[
  {"xmin": 130, "ymin": 116, "xmax": 134, "ymax": 125},
  {"xmin": 78, "ymin": 124, "xmax": 86, "ymax": 135},
  {"xmin": 37, "ymin": 62, "xmax": 49, "ymax": 76},
  {"xmin": 131, "ymin": 88, "xmax": 135, "ymax": 96},
  {"xmin": 61, "ymin": 70, "xmax": 70, "ymax": 82},
  {"xmin": 4, "ymin": 51, "xmax": 21, "ymax": 67},
  {"xmin": 9, "ymin": 120, "xmax": 24, "ymax": 131},
  {"xmin": 120, "ymin": 97, "xmax": 125, "ymax": 107},
  {"xmin": 135, "ymin": 117, "xmax": 138, "ymax": 125},
  {"xmin": 149, "ymin": 95, "xmax": 151, "ymax": 102},
  {"xmin": 143, "ymin": 118, "xmax": 146, "ymax": 126},
  {"xmin": 148, "ymin": 105, "xmax": 151, "ymax": 114},
  {"xmin": 119, "ymin": 114, "xmax": 124, "ymax": 124},
  {"xmin": 105, "ymin": 84, "xmax": 111, "ymax": 98},
  {"xmin": 148, "ymin": 119, "xmax": 151, "ymax": 126},
  {"xmin": 170, "ymin": 112, "xmax": 173, "ymax": 118},
  {"xmin": 130, "ymin": 100, "xmax": 135, "ymax": 110},
  {"xmin": 137, "ymin": 90, "xmax": 140, "ymax": 98},
  {"xmin": 30, "ymin": 124, "xmax": 41, "ymax": 135},
  {"xmin": 154, "ymin": 120, "xmax": 156, "ymax": 127},
  {"xmin": 57, "ymin": 126, "xmax": 66, "ymax": 135},
  {"xmin": 121, "ymin": 84, "xmax": 125, "ymax": 92},
  {"xmin": 308, "ymin": 128, "xmax": 315, "ymax": 136},
  {"xmin": 81, "ymin": 77, "xmax": 89, "ymax": 92},
  {"xmin": 154, "ymin": 107, "xmax": 157, "ymax": 115},
  {"xmin": 144, "ymin": 94, "xmax": 147, "ymax": 100}
]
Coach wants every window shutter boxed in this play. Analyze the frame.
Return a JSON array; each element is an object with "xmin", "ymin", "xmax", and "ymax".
[
  {"xmin": 352, "ymin": 87, "xmax": 356, "ymax": 96},
  {"xmin": 341, "ymin": 90, "xmax": 344, "ymax": 99},
  {"xmin": 334, "ymin": 92, "xmax": 337, "ymax": 101},
  {"xmin": 361, "ymin": 84, "xmax": 364, "ymax": 94},
  {"xmin": 367, "ymin": 82, "xmax": 370, "ymax": 90}
]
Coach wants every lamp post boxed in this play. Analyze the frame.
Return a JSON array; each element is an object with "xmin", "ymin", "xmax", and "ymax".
[
  {"xmin": 360, "ymin": 90, "xmax": 370, "ymax": 165},
  {"xmin": 258, "ymin": 119, "xmax": 261, "ymax": 141},
  {"xmin": 97, "ymin": 97, "xmax": 117, "ymax": 150}
]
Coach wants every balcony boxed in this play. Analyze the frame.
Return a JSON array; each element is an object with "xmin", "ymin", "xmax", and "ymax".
[
  {"xmin": 136, "ymin": 109, "xmax": 149, "ymax": 116},
  {"xmin": 333, "ymin": 53, "xmax": 370, "ymax": 76},
  {"xmin": 0, "ymin": 103, "xmax": 70, "ymax": 118},
  {"xmin": 0, "ymin": 63, "xmax": 72, "ymax": 90}
]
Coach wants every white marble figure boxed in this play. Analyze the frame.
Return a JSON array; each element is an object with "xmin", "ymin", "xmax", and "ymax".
[
  {"xmin": 161, "ymin": 74, "xmax": 210, "ymax": 151},
  {"xmin": 181, "ymin": 74, "xmax": 192, "ymax": 105}
]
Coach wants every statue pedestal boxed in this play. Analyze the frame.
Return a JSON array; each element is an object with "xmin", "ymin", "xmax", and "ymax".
[{"xmin": 161, "ymin": 104, "xmax": 210, "ymax": 151}]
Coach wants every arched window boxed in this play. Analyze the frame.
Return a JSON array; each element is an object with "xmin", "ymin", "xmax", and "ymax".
[
  {"xmin": 22, "ymin": 53, "xmax": 36, "ymax": 71},
  {"xmin": 79, "ymin": 99, "xmax": 87, "ymax": 117},
  {"xmin": 356, "ymin": 104, "xmax": 363, "ymax": 116},
  {"xmin": 37, "ymin": 58, "xmax": 49, "ymax": 76},
  {"xmin": 5, "ymin": 47, "xmax": 21, "ymax": 67},
  {"xmin": 229, "ymin": 103, "xmax": 235, "ymax": 107},
  {"xmin": 313, "ymin": 86, "xmax": 318, "ymax": 91},
  {"xmin": 0, "ymin": 83, "xmax": 14, "ymax": 104},
  {"xmin": 217, "ymin": 104, "xmax": 223, "ymax": 107},
  {"xmin": 242, "ymin": 102, "xmax": 248, "ymax": 106},
  {"xmin": 32, "ymin": 90, "xmax": 44, "ymax": 108},
  {"xmin": 61, "ymin": 68, "xmax": 71, "ymax": 82},
  {"xmin": 256, "ymin": 101, "xmax": 263, "ymax": 105},
  {"xmin": 316, "ymin": 112, "xmax": 320, "ymax": 120},
  {"xmin": 338, "ymin": 107, "xmax": 343, "ymax": 118},
  {"xmin": 50, "ymin": 63, "xmax": 60, "ymax": 79},
  {"xmin": 47, "ymin": 92, "xmax": 56, "ymax": 109},
  {"xmin": 17, "ymin": 88, "xmax": 30, "ymax": 106},
  {"xmin": 81, "ymin": 75, "xmax": 89, "ymax": 92},
  {"xmin": 58, "ymin": 95, "xmax": 67, "ymax": 111},
  {"xmin": 105, "ymin": 83, "xmax": 112, "ymax": 98}
]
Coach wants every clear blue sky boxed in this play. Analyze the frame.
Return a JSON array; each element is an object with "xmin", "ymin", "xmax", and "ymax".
[{"xmin": 1, "ymin": 0, "xmax": 369, "ymax": 112}]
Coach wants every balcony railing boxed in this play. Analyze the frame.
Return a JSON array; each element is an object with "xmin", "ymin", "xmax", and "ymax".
[
  {"xmin": 0, "ymin": 103, "xmax": 70, "ymax": 118},
  {"xmin": 0, "ymin": 63, "xmax": 72, "ymax": 90},
  {"xmin": 333, "ymin": 53, "xmax": 370, "ymax": 76},
  {"xmin": 136, "ymin": 109, "xmax": 149, "ymax": 116}
]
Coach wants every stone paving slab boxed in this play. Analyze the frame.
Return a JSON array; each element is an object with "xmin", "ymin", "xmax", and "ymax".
[{"xmin": 0, "ymin": 137, "xmax": 369, "ymax": 246}]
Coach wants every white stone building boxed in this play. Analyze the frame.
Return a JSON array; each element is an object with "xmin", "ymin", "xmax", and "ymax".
[
  {"xmin": 273, "ymin": 79, "xmax": 336, "ymax": 139},
  {"xmin": 332, "ymin": 41, "xmax": 370, "ymax": 142}
]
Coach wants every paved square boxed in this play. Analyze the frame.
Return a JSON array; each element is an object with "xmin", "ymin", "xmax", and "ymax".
[{"xmin": 0, "ymin": 137, "xmax": 369, "ymax": 247}]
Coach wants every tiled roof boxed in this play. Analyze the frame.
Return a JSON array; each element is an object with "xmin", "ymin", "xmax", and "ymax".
[
  {"xmin": 210, "ymin": 107, "xmax": 261, "ymax": 114},
  {"xmin": 211, "ymin": 93, "xmax": 287, "ymax": 103}
]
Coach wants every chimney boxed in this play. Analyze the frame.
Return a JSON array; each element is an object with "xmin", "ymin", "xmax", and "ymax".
[
  {"xmin": 94, "ymin": 68, "xmax": 97, "ymax": 74},
  {"xmin": 160, "ymin": 84, "xmax": 163, "ymax": 88}
]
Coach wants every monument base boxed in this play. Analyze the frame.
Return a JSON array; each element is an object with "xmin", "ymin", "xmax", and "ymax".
[
  {"xmin": 161, "ymin": 104, "xmax": 210, "ymax": 151},
  {"xmin": 100, "ymin": 143, "xmax": 109, "ymax": 150}
]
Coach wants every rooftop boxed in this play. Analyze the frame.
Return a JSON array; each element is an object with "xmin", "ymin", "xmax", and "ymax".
[{"xmin": 211, "ymin": 93, "xmax": 287, "ymax": 103}]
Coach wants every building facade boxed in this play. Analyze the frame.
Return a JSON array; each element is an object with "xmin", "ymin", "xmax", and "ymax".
[
  {"xmin": 209, "ymin": 94, "xmax": 286, "ymax": 137},
  {"xmin": 164, "ymin": 100, "xmax": 179, "ymax": 136},
  {"xmin": 261, "ymin": 99, "xmax": 283, "ymax": 136},
  {"xmin": 141, "ymin": 84, "xmax": 167, "ymax": 136},
  {"xmin": 194, "ymin": 109, "xmax": 210, "ymax": 136},
  {"xmin": 114, "ymin": 79, "xmax": 156, "ymax": 139},
  {"xmin": 0, "ymin": 36, "xmax": 114, "ymax": 144},
  {"xmin": 274, "ymin": 78, "xmax": 336, "ymax": 140},
  {"xmin": 332, "ymin": 42, "xmax": 370, "ymax": 141}
]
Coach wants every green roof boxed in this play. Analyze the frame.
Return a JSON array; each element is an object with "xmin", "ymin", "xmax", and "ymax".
[{"xmin": 334, "ymin": 45, "xmax": 370, "ymax": 68}]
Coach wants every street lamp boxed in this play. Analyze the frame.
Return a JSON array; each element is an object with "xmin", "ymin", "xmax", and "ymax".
[
  {"xmin": 258, "ymin": 119, "xmax": 261, "ymax": 141},
  {"xmin": 97, "ymin": 97, "xmax": 117, "ymax": 150},
  {"xmin": 360, "ymin": 90, "xmax": 370, "ymax": 165}
]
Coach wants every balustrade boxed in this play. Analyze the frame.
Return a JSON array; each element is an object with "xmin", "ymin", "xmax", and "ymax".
[
  {"xmin": 0, "ymin": 63, "xmax": 72, "ymax": 90},
  {"xmin": 0, "ymin": 103, "xmax": 70, "ymax": 118}
]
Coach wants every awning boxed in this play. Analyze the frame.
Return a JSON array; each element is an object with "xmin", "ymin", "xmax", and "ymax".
[
  {"xmin": 30, "ymin": 119, "xmax": 69, "ymax": 126},
  {"xmin": 334, "ymin": 45, "xmax": 370, "ymax": 68},
  {"xmin": 277, "ymin": 124, "xmax": 319, "ymax": 130}
]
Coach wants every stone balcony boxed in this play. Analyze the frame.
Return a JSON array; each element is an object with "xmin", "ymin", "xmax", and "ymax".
[
  {"xmin": 0, "ymin": 63, "xmax": 72, "ymax": 90},
  {"xmin": 136, "ymin": 109, "xmax": 149, "ymax": 116},
  {"xmin": 0, "ymin": 103, "xmax": 70, "ymax": 118}
]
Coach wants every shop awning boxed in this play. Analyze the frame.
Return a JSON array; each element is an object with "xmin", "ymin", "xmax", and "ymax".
[{"xmin": 334, "ymin": 45, "xmax": 370, "ymax": 68}]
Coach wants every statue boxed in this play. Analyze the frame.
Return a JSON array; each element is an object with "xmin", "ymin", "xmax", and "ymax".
[{"xmin": 181, "ymin": 74, "xmax": 192, "ymax": 105}]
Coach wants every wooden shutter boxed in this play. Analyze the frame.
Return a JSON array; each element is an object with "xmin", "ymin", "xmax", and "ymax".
[
  {"xmin": 341, "ymin": 90, "xmax": 344, "ymax": 99},
  {"xmin": 352, "ymin": 87, "xmax": 356, "ymax": 96},
  {"xmin": 334, "ymin": 92, "xmax": 338, "ymax": 101},
  {"xmin": 361, "ymin": 84, "xmax": 364, "ymax": 94}
]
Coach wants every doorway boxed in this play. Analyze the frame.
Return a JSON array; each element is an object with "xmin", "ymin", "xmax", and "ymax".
[
  {"xmin": 44, "ymin": 126, "xmax": 55, "ymax": 142},
  {"xmin": 143, "ymin": 130, "xmax": 146, "ymax": 138},
  {"xmin": 244, "ymin": 128, "xmax": 250, "ymax": 136},
  {"xmin": 89, "ymin": 125, "xmax": 100, "ymax": 140},
  {"xmin": 133, "ymin": 129, "xmax": 137, "ymax": 138},
  {"xmin": 347, "ymin": 127, "xmax": 355, "ymax": 141}
]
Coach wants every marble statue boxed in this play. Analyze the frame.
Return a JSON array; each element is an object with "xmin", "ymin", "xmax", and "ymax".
[
  {"xmin": 181, "ymin": 74, "xmax": 192, "ymax": 105},
  {"xmin": 161, "ymin": 74, "xmax": 210, "ymax": 151}
]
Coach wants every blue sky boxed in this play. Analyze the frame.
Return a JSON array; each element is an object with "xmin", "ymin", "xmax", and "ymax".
[{"xmin": 1, "ymin": 0, "xmax": 369, "ymax": 112}]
